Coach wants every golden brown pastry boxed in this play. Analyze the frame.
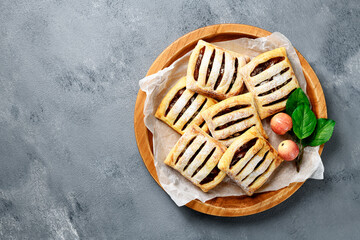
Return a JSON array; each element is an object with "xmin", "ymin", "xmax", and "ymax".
[
  {"xmin": 239, "ymin": 47, "xmax": 300, "ymax": 119},
  {"xmin": 164, "ymin": 125, "xmax": 227, "ymax": 192},
  {"xmin": 155, "ymin": 77, "xmax": 217, "ymax": 135},
  {"xmin": 186, "ymin": 40, "xmax": 250, "ymax": 100},
  {"xmin": 218, "ymin": 127, "xmax": 283, "ymax": 196},
  {"xmin": 201, "ymin": 93, "xmax": 267, "ymax": 147}
]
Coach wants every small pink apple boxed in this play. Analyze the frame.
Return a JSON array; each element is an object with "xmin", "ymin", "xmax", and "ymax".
[
  {"xmin": 270, "ymin": 113, "xmax": 293, "ymax": 135},
  {"xmin": 278, "ymin": 140, "xmax": 299, "ymax": 161}
]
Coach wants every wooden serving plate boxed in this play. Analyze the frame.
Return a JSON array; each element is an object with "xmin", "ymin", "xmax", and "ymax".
[{"xmin": 134, "ymin": 24, "xmax": 327, "ymax": 217}]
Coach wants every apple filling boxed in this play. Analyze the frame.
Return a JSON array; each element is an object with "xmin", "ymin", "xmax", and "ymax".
[
  {"xmin": 230, "ymin": 138, "xmax": 258, "ymax": 167},
  {"xmin": 250, "ymin": 56, "xmax": 285, "ymax": 77},
  {"xmin": 165, "ymin": 87, "xmax": 185, "ymax": 116}
]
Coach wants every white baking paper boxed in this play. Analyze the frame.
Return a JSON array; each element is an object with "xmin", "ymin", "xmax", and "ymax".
[{"xmin": 139, "ymin": 32, "xmax": 324, "ymax": 206}]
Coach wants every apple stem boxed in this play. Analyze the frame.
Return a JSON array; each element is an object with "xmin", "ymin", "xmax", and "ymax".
[{"xmin": 295, "ymin": 142, "xmax": 304, "ymax": 172}]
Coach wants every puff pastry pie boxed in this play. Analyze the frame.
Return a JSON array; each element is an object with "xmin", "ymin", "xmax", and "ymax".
[
  {"xmin": 218, "ymin": 127, "xmax": 283, "ymax": 196},
  {"xmin": 164, "ymin": 125, "xmax": 227, "ymax": 192},
  {"xmin": 155, "ymin": 77, "xmax": 217, "ymax": 135},
  {"xmin": 186, "ymin": 40, "xmax": 250, "ymax": 100},
  {"xmin": 201, "ymin": 93, "xmax": 267, "ymax": 147},
  {"xmin": 239, "ymin": 47, "xmax": 300, "ymax": 119}
]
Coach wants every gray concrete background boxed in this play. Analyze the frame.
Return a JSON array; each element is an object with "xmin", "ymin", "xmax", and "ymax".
[{"xmin": 0, "ymin": 0, "xmax": 359, "ymax": 239}]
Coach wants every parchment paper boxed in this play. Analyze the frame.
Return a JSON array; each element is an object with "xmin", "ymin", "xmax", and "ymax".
[{"xmin": 139, "ymin": 32, "xmax": 324, "ymax": 206}]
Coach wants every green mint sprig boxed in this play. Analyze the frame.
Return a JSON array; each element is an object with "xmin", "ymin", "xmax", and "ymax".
[{"xmin": 285, "ymin": 88, "xmax": 335, "ymax": 172}]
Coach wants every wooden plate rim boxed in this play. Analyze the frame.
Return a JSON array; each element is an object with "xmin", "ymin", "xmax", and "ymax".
[{"xmin": 134, "ymin": 24, "xmax": 327, "ymax": 217}]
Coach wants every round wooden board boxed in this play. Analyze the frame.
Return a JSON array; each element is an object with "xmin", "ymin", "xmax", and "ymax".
[{"xmin": 134, "ymin": 24, "xmax": 327, "ymax": 217}]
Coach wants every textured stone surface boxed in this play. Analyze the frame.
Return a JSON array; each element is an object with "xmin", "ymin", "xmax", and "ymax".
[{"xmin": 0, "ymin": 0, "xmax": 359, "ymax": 239}]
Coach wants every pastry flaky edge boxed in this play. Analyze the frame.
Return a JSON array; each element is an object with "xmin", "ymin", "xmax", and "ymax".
[
  {"xmin": 201, "ymin": 92, "xmax": 268, "ymax": 147},
  {"xmin": 218, "ymin": 126, "xmax": 283, "ymax": 196},
  {"xmin": 155, "ymin": 76, "xmax": 217, "ymax": 135},
  {"xmin": 239, "ymin": 47, "xmax": 300, "ymax": 119},
  {"xmin": 164, "ymin": 124, "xmax": 227, "ymax": 192},
  {"xmin": 186, "ymin": 40, "xmax": 250, "ymax": 100}
]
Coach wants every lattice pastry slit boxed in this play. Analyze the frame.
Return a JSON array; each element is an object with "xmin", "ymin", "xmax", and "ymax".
[
  {"xmin": 218, "ymin": 127, "xmax": 283, "ymax": 196},
  {"xmin": 164, "ymin": 125, "xmax": 227, "ymax": 192},
  {"xmin": 155, "ymin": 77, "xmax": 217, "ymax": 135},
  {"xmin": 187, "ymin": 40, "xmax": 250, "ymax": 100}
]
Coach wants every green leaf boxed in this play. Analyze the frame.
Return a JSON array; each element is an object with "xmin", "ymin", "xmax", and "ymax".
[
  {"xmin": 291, "ymin": 104, "xmax": 317, "ymax": 139},
  {"xmin": 286, "ymin": 88, "xmax": 310, "ymax": 116},
  {"xmin": 304, "ymin": 118, "xmax": 336, "ymax": 146}
]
